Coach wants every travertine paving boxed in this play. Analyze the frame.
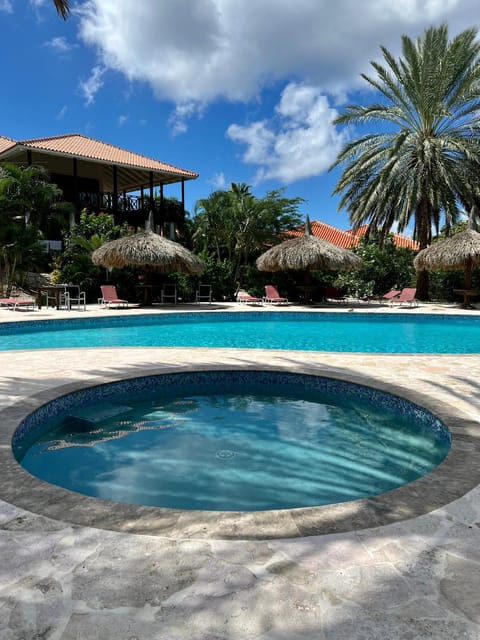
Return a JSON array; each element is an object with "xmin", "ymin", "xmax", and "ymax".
[{"xmin": 1, "ymin": 302, "xmax": 480, "ymax": 639}]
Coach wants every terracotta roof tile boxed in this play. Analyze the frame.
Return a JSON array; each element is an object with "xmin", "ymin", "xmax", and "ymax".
[
  {"xmin": 287, "ymin": 219, "xmax": 419, "ymax": 251},
  {"xmin": 287, "ymin": 220, "xmax": 358, "ymax": 248},
  {"xmin": 349, "ymin": 224, "xmax": 420, "ymax": 250},
  {"xmin": 18, "ymin": 133, "xmax": 198, "ymax": 179},
  {"xmin": 0, "ymin": 135, "xmax": 17, "ymax": 154}
]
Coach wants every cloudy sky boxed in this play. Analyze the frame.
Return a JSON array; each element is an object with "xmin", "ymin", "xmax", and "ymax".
[{"xmin": 1, "ymin": 0, "xmax": 478, "ymax": 228}]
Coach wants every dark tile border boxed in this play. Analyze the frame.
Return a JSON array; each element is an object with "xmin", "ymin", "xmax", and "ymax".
[{"xmin": 1, "ymin": 364, "xmax": 479, "ymax": 540}]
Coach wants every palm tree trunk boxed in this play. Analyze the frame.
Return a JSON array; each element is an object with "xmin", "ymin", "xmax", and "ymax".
[{"xmin": 415, "ymin": 200, "xmax": 431, "ymax": 300}]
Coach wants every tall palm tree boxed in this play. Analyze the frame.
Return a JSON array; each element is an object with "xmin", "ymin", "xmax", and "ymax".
[
  {"xmin": 331, "ymin": 25, "xmax": 480, "ymax": 299},
  {"xmin": 53, "ymin": 0, "xmax": 70, "ymax": 19}
]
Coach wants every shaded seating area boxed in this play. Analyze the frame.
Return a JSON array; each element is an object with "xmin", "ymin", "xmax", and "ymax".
[
  {"xmin": 236, "ymin": 290, "xmax": 262, "ymax": 305},
  {"xmin": 263, "ymin": 285, "xmax": 288, "ymax": 305},
  {"xmin": 196, "ymin": 284, "xmax": 212, "ymax": 304},
  {"xmin": 323, "ymin": 285, "xmax": 348, "ymax": 303},
  {"xmin": 99, "ymin": 285, "xmax": 129, "ymax": 309}
]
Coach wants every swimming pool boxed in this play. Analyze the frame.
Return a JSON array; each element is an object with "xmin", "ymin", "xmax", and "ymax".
[
  {"xmin": 13, "ymin": 370, "xmax": 450, "ymax": 511},
  {"xmin": 0, "ymin": 311, "xmax": 478, "ymax": 353}
]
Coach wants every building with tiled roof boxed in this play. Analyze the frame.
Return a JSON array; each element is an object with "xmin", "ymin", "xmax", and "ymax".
[
  {"xmin": 0, "ymin": 133, "xmax": 198, "ymax": 229},
  {"xmin": 348, "ymin": 224, "xmax": 419, "ymax": 251},
  {"xmin": 287, "ymin": 220, "xmax": 419, "ymax": 251}
]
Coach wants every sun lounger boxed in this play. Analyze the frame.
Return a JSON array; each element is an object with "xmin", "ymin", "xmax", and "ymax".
[
  {"xmin": 392, "ymin": 288, "xmax": 418, "ymax": 307},
  {"xmin": 382, "ymin": 290, "xmax": 401, "ymax": 304},
  {"xmin": 236, "ymin": 290, "xmax": 262, "ymax": 305},
  {"xmin": 263, "ymin": 285, "xmax": 288, "ymax": 305},
  {"xmin": 0, "ymin": 298, "xmax": 36, "ymax": 311},
  {"xmin": 99, "ymin": 285, "xmax": 129, "ymax": 309}
]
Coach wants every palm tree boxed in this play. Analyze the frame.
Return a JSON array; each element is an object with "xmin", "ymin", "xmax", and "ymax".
[
  {"xmin": 53, "ymin": 0, "xmax": 70, "ymax": 19},
  {"xmin": 0, "ymin": 164, "xmax": 63, "ymax": 227},
  {"xmin": 331, "ymin": 25, "xmax": 480, "ymax": 299}
]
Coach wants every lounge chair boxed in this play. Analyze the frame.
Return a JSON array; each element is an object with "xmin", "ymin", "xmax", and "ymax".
[
  {"xmin": 0, "ymin": 297, "xmax": 36, "ymax": 311},
  {"xmin": 196, "ymin": 284, "xmax": 212, "ymax": 304},
  {"xmin": 392, "ymin": 287, "xmax": 418, "ymax": 308},
  {"xmin": 236, "ymin": 290, "xmax": 262, "ymax": 305},
  {"xmin": 381, "ymin": 290, "xmax": 401, "ymax": 304},
  {"xmin": 0, "ymin": 298, "xmax": 15, "ymax": 308},
  {"xmin": 99, "ymin": 285, "xmax": 129, "ymax": 309},
  {"xmin": 323, "ymin": 285, "xmax": 347, "ymax": 303},
  {"xmin": 263, "ymin": 285, "xmax": 288, "ymax": 305}
]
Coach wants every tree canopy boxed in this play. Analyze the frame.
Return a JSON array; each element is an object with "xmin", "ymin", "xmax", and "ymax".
[{"xmin": 331, "ymin": 24, "xmax": 480, "ymax": 298}]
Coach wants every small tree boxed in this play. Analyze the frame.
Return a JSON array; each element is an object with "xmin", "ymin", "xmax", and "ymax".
[
  {"xmin": 334, "ymin": 235, "xmax": 416, "ymax": 297},
  {"xmin": 53, "ymin": 210, "xmax": 130, "ymax": 300}
]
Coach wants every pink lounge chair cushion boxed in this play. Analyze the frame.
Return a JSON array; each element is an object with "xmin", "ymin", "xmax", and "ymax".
[
  {"xmin": 382, "ymin": 290, "xmax": 401, "ymax": 301},
  {"xmin": 395, "ymin": 288, "xmax": 418, "ymax": 305},
  {"xmin": 264, "ymin": 285, "xmax": 288, "ymax": 303},
  {"xmin": 100, "ymin": 285, "xmax": 128, "ymax": 306},
  {"xmin": 237, "ymin": 290, "xmax": 261, "ymax": 302}
]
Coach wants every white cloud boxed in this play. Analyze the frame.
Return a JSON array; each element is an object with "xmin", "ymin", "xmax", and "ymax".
[
  {"xmin": 168, "ymin": 101, "xmax": 201, "ymax": 136},
  {"xmin": 207, "ymin": 172, "xmax": 227, "ymax": 189},
  {"xmin": 227, "ymin": 83, "xmax": 347, "ymax": 184},
  {"xmin": 75, "ymin": 0, "xmax": 476, "ymax": 109},
  {"xmin": 45, "ymin": 36, "xmax": 75, "ymax": 54},
  {"xmin": 0, "ymin": 0, "xmax": 12, "ymax": 13},
  {"xmin": 56, "ymin": 105, "xmax": 68, "ymax": 120},
  {"xmin": 73, "ymin": 0, "xmax": 479, "ymax": 136},
  {"xmin": 79, "ymin": 65, "xmax": 106, "ymax": 106}
]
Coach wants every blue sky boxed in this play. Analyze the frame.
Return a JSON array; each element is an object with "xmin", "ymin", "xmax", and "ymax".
[{"xmin": 0, "ymin": 0, "xmax": 478, "ymax": 230}]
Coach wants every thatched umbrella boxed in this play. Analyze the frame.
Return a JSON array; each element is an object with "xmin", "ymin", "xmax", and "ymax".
[
  {"xmin": 414, "ymin": 207, "xmax": 480, "ymax": 296},
  {"xmin": 256, "ymin": 216, "xmax": 362, "ymax": 273},
  {"xmin": 92, "ymin": 215, "xmax": 204, "ymax": 275}
]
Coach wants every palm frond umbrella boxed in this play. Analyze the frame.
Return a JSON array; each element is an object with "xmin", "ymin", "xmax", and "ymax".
[
  {"xmin": 92, "ymin": 215, "xmax": 204, "ymax": 275},
  {"xmin": 414, "ymin": 206, "xmax": 480, "ymax": 306},
  {"xmin": 256, "ymin": 216, "xmax": 362, "ymax": 301},
  {"xmin": 257, "ymin": 216, "xmax": 362, "ymax": 272}
]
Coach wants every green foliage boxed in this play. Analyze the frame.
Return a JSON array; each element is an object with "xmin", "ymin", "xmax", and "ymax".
[
  {"xmin": 54, "ymin": 211, "xmax": 131, "ymax": 300},
  {"xmin": 0, "ymin": 163, "xmax": 67, "ymax": 294},
  {"xmin": 192, "ymin": 183, "xmax": 304, "ymax": 295},
  {"xmin": 331, "ymin": 24, "xmax": 480, "ymax": 298},
  {"xmin": 334, "ymin": 236, "xmax": 416, "ymax": 297},
  {"xmin": 0, "ymin": 163, "xmax": 66, "ymax": 229}
]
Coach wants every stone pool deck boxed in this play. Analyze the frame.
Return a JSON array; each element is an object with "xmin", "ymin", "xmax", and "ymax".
[{"xmin": 1, "ymin": 301, "xmax": 480, "ymax": 639}]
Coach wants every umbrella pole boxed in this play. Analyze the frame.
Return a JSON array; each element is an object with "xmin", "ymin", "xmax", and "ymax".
[{"xmin": 465, "ymin": 258, "xmax": 473, "ymax": 290}]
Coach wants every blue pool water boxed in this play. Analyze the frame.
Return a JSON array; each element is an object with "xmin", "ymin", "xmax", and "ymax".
[
  {"xmin": 14, "ymin": 371, "xmax": 450, "ymax": 511},
  {"xmin": 0, "ymin": 311, "xmax": 479, "ymax": 353}
]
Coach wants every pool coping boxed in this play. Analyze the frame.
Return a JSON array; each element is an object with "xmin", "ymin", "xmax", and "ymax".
[{"xmin": 1, "ymin": 363, "xmax": 479, "ymax": 540}]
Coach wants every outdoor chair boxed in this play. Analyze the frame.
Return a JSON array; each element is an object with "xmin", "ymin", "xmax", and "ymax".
[
  {"xmin": 263, "ymin": 285, "xmax": 288, "ymax": 305},
  {"xmin": 392, "ymin": 287, "xmax": 418, "ymax": 308},
  {"xmin": 161, "ymin": 283, "xmax": 177, "ymax": 304},
  {"xmin": 99, "ymin": 285, "xmax": 129, "ymax": 309},
  {"xmin": 0, "ymin": 297, "xmax": 36, "ymax": 311},
  {"xmin": 64, "ymin": 285, "xmax": 86, "ymax": 311},
  {"xmin": 381, "ymin": 290, "xmax": 401, "ymax": 304},
  {"xmin": 196, "ymin": 284, "xmax": 212, "ymax": 304},
  {"xmin": 236, "ymin": 290, "xmax": 262, "ymax": 305},
  {"xmin": 323, "ymin": 286, "xmax": 348, "ymax": 303}
]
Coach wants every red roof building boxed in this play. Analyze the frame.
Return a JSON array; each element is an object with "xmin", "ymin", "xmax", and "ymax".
[
  {"xmin": 0, "ymin": 133, "xmax": 198, "ymax": 228},
  {"xmin": 287, "ymin": 220, "xmax": 419, "ymax": 251}
]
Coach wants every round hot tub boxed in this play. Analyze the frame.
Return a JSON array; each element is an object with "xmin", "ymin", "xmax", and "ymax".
[{"xmin": 13, "ymin": 370, "xmax": 450, "ymax": 513}]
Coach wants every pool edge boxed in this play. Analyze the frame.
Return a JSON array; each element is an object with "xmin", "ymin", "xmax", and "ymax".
[{"xmin": 0, "ymin": 363, "xmax": 478, "ymax": 540}]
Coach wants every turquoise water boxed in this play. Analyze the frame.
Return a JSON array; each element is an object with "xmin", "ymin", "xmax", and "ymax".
[
  {"xmin": 14, "ymin": 373, "xmax": 450, "ymax": 511},
  {"xmin": 1, "ymin": 311, "xmax": 479, "ymax": 353}
]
